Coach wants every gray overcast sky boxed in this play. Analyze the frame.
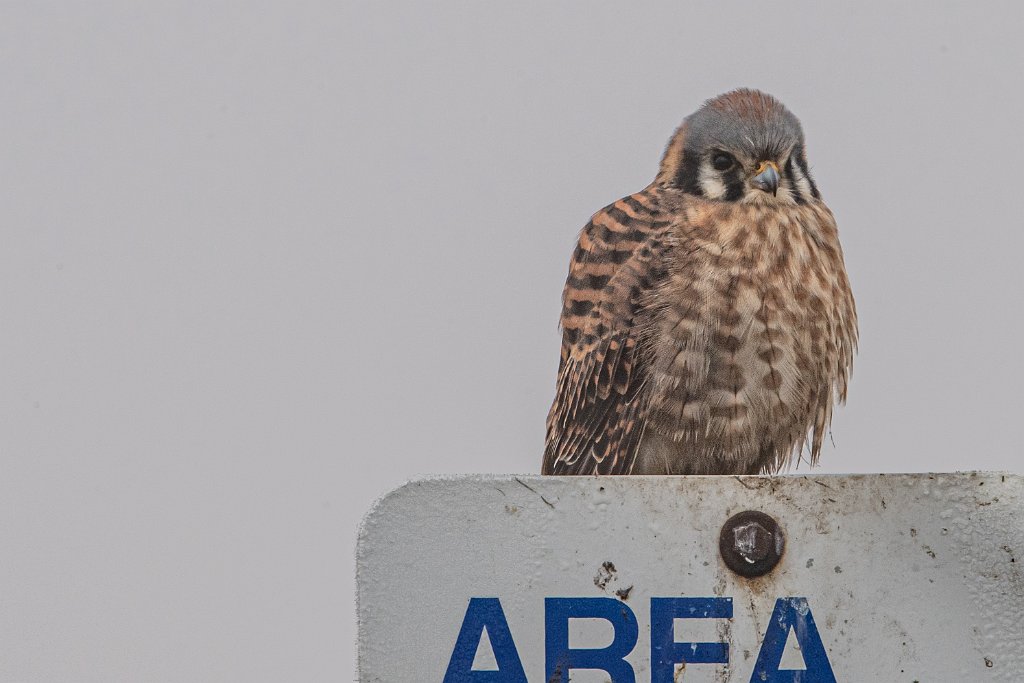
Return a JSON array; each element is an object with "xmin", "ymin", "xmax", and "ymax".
[{"xmin": 1, "ymin": 2, "xmax": 1022, "ymax": 681}]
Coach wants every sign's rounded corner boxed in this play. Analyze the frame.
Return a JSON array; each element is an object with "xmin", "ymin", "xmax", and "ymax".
[{"xmin": 356, "ymin": 477, "xmax": 425, "ymax": 552}]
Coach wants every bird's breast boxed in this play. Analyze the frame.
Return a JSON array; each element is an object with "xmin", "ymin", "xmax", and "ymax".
[{"xmin": 643, "ymin": 202, "xmax": 846, "ymax": 465}]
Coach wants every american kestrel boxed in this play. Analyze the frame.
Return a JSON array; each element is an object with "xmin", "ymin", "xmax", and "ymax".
[{"xmin": 543, "ymin": 89, "xmax": 857, "ymax": 475}]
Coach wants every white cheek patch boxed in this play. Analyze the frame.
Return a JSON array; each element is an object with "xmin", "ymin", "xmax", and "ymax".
[
  {"xmin": 698, "ymin": 162, "xmax": 727, "ymax": 199},
  {"xmin": 789, "ymin": 160, "xmax": 813, "ymax": 198}
]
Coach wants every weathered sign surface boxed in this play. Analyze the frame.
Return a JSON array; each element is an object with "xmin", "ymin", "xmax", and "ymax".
[{"xmin": 357, "ymin": 473, "xmax": 1023, "ymax": 681}]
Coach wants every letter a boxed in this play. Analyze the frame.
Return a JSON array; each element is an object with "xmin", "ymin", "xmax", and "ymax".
[
  {"xmin": 443, "ymin": 598, "xmax": 527, "ymax": 683},
  {"xmin": 750, "ymin": 597, "xmax": 837, "ymax": 683}
]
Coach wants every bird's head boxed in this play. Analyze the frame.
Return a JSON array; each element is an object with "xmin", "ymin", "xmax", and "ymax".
[{"xmin": 657, "ymin": 89, "xmax": 820, "ymax": 204}]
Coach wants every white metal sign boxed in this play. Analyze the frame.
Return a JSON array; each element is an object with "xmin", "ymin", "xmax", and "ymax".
[{"xmin": 357, "ymin": 473, "xmax": 1023, "ymax": 681}]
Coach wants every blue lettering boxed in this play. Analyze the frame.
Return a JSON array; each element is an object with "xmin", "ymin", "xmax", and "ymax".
[
  {"xmin": 650, "ymin": 597, "xmax": 732, "ymax": 682},
  {"xmin": 751, "ymin": 597, "xmax": 836, "ymax": 682},
  {"xmin": 545, "ymin": 597, "xmax": 638, "ymax": 682},
  {"xmin": 443, "ymin": 598, "xmax": 527, "ymax": 683}
]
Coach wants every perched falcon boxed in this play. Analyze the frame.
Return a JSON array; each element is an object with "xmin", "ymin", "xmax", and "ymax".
[{"xmin": 543, "ymin": 89, "xmax": 857, "ymax": 476}]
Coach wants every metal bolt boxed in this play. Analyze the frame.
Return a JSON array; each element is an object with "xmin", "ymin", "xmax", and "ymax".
[{"xmin": 719, "ymin": 510, "xmax": 785, "ymax": 578}]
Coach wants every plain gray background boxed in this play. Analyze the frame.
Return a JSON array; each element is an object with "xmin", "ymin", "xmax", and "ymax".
[{"xmin": 2, "ymin": 2, "xmax": 1022, "ymax": 681}]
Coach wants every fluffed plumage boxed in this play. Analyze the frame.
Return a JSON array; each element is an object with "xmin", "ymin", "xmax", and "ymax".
[{"xmin": 543, "ymin": 89, "xmax": 857, "ymax": 475}]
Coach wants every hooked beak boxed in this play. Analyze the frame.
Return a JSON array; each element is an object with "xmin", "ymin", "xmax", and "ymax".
[{"xmin": 751, "ymin": 161, "xmax": 780, "ymax": 196}]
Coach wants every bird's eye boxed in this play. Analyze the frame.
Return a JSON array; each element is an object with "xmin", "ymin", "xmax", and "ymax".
[{"xmin": 711, "ymin": 152, "xmax": 735, "ymax": 171}]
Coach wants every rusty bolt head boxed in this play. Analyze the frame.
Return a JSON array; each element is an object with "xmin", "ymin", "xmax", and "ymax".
[{"xmin": 719, "ymin": 510, "xmax": 785, "ymax": 578}]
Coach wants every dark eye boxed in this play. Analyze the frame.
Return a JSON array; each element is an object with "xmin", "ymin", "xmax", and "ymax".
[{"xmin": 711, "ymin": 152, "xmax": 735, "ymax": 171}]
